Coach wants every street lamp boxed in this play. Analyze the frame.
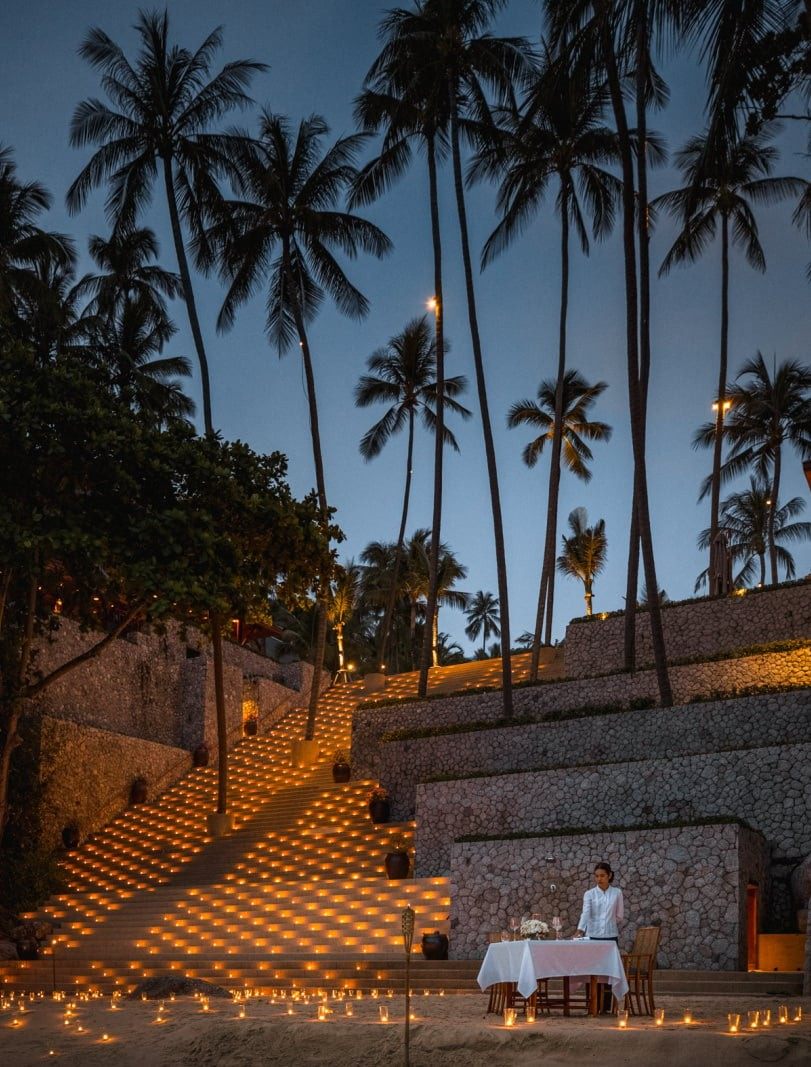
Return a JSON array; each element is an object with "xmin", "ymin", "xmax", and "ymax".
[{"xmin": 426, "ymin": 296, "xmax": 438, "ymax": 314}]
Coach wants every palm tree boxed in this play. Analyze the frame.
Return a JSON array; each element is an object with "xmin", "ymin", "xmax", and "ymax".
[
  {"xmin": 355, "ymin": 316, "xmax": 470, "ymax": 668},
  {"xmin": 68, "ymin": 12, "xmax": 266, "ymax": 823},
  {"xmin": 376, "ymin": 0, "xmax": 533, "ymax": 717},
  {"xmin": 213, "ymin": 111, "xmax": 391, "ymax": 740},
  {"xmin": 432, "ymin": 543, "xmax": 469, "ymax": 665},
  {"xmin": 695, "ymin": 353, "xmax": 811, "ymax": 583},
  {"xmin": 0, "ymin": 145, "xmax": 73, "ymax": 329},
  {"xmin": 471, "ymin": 45, "xmax": 621, "ymax": 674},
  {"xmin": 74, "ymin": 227, "xmax": 182, "ymax": 327},
  {"xmin": 656, "ymin": 123, "xmax": 805, "ymax": 558},
  {"xmin": 465, "ymin": 591, "xmax": 501, "ymax": 657},
  {"xmin": 696, "ymin": 478, "xmax": 811, "ymax": 590},
  {"xmin": 327, "ymin": 561, "xmax": 362, "ymax": 677},
  {"xmin": 556, "ymin": 507, "xmax": 607, "ymax": 617},
  {"xmin": 435, "ymin": 632, "xmax": 466, "ymax": 665},
  {"xmin": 507, "ymin": 370, "xmax": 612, "ymax": 643},
  {"xmin": 354, "ymin": 14, "xmax": 453, "ymax": 700},
  {"xmin": 68, "ymin": 10, "xmax": 265, "ymax": 435}
]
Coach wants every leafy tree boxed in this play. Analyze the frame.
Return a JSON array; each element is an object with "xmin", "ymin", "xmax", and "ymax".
[
  {"xmin": 355, "ymin": 315, "xmax": 470, "ymax": 667},
  {"xmin": 212, "ymin": 111, "xmax": 390, "ymax": 740},
  {"xmin": 695, "ymin": 352, "xmax": 811, "ymax": 582},
  {"xmin": 508, "ymin": 370, "xmax": 611, "ymax": 640},
  {"xmin": 696, "ymin": 478, "xmax": 811, "ymax": 589},
  {"xmin": 556, "ymin": 507, "xmax": 607, "ymax": 617},
  {"xmin": 656, "ymin": 123, "xmax": 805, "ymax": 555},
  {"xmin": 435, "ymin": 632, "xmax": 466, "ymax": 665},
  {"xmin": 465, "ymin": 590, "xmax": 501, "ymax": 656}
]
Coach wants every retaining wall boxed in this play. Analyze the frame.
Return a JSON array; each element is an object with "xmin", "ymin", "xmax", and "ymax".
[{"xmin": 449, "ymin": 823, "xmax": 768, "ymax": 969}]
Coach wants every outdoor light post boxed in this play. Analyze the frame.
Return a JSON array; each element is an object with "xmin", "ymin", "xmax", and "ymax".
[{"xmin": 402, "ymin": 905, "xmax": 415, "ymax": 1067}]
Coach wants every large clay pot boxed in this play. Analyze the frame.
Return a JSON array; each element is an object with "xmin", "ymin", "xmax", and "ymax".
[
  {"xmin": 192, "ymin": 743, "xmax": 210, "ymax": 768},
  {"xmin": 332, "ymin": 762, "xmax": 351, "ymax": 783},
  {"xmin": 421, "ymin": 931, "xmax": 449, "ymax": 960},
  {"xmin": 369, "ymin": 798, "xmax": 391, "ymax": 824},
  {"xmin": 130, "ymin": 777, "xmax": 148, "ymax": 805},
  {"xmin": 61, "ymin": 825, "xmax": 80, "ymax": 851},
  {"xmin": 244, "ymin": 718, "xmax": 258, "ymax": 736},
  {"xmin": 384, "ymin": 852, "xmax": 410, "ymax": 879}
]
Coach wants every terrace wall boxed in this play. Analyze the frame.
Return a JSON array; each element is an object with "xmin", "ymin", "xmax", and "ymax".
[
  {"xmin": 563, "ymin": 580, "xmax": 810, "ymax": 678},
  {"xmin": 350, "ymin": 645, "xmax": 811, "ymax": 781},
  {"xmin": 449, "ymin": 823, "xmax": 768, "ymax": 969}
]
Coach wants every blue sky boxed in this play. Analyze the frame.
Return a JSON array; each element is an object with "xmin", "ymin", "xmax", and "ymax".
[{"xmin": 2, "ymin": 0, "xmax": 808, "ymax": 653}]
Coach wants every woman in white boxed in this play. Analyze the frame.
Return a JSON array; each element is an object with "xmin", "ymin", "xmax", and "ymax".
[{"xmin": 575, "ymin": 861, "xmax": 624, "ymax": 941}]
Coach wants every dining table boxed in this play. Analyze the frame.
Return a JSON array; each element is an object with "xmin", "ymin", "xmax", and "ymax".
[{"xmin": 477, "ymin": 938, "xmax": 629, "ymax": 1015}]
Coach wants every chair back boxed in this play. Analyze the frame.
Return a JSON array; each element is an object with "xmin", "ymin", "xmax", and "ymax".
[{"xmin": 630, "ymin": 925, "xmax": 661, "ymax": 964}]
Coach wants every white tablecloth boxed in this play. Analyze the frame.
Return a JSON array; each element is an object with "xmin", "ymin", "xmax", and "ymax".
[{"xmin": 477, "ymin": 939, "xmax": 629, "ymax": 1001}]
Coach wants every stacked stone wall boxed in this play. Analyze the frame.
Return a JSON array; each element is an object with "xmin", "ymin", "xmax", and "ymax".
[
  {"xmin": 414, "ymin": 742, "xmax": 811, "ymax": 885},
  {"xmin": 379, "ymin": 689, "xmax": 810, "ymax": 820},
  {"xmin": 564, "ymin": 581, "xmax": 810, "ymax": 678},
  {"xmin": 351, "ymin": 646, "xmax": 811, "ymax": 781},
  {"xmin": 37, "ymin": 716, "xmax": 191, "ymax": 849},
  {"xmin": 449, "ymin": 823, "xmax": 768, "ymax": 969}
]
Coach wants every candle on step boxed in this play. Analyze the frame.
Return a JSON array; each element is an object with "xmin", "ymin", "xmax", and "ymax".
[
  {"xmin": 617, "ymin": 1010, "xmax": 628, "ymax": 1029},
  {"xmin": 727, "ymin": 1013, "xmax": 740, "ymax": 1033}
]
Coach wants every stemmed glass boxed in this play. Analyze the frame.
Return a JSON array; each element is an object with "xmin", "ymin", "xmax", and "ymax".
[
  {"xmin": 509, "ymin": 916, "xmax": 520, "ymax": 941},
  {"xmin": 551, "ymin": 916, "xmax": 562, "ymax": 940}
]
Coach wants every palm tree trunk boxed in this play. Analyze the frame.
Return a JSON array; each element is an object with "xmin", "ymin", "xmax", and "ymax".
[
  {"xmin": 409, "ymin": 600, "xmax": 418, "ymax": 670},
  {"xmin": 288, "ymin": 273, "xmax": 330, "ymax": 742},
  {"xmin": 379, "ymin": 412, "xmax": 415, "ymax": 668},
  {"xmin": 584, "ymin": 579, "xmax": 593, "ymax": 617},
  {"xmin": 432, "ymin": 606, "xmax": 439, "ymax": 668},
  {"xmin": 767, "ymin": 444, "xmax": 781, "ymax": 584},
  {"xmin": 709, "ymin": 211, "xmax": 730, "ymax": 578},
  {"xmin": 449, "ymin": 100, "xmax": 514, "ymax": 717},
  {"xmin": 531, "ymin": 189, "xmax": 569, "ymax": 677},
  {"xmin": 759, "ymin": 551, "xmax": 766, "ymax": 586},
  {"xmin": 336, "ymin": 622, "xmax": 345, "ymax": 671},
  {"xmin": 600, "ymin": 9, "xmax": 672, "ymax": 706},
  {"xmin": 161, "ymin": 154, "xmax": 231, "ymax": 809},
  {"xmin": 418, "ymin": 134, "xmax": 445, "ymax": 698}
]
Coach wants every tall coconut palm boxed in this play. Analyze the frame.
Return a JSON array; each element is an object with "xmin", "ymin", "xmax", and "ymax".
[
  {"xmin": 355, "ymin": 315, "xmax": 470, "ymax": 667},
  {"xmin": 214, "ymin": 111, "xmax": 391, "ymax": 739},
  {"xmin": 547, "ymin": 0, "xmax": 674, "ymax": 701},
  {"xmin": 464, "ymin": 590, "xmax": 501, "ymax": 656},
  {"xmin": 354, "ymin": 18, "xmax": 452, "ymax": 700},
  {"xmin": 0, "ymin": 145, "xmax": 73, "ymax": 328},
  {"xmin": 68, "ymin": 11, "xmax": 266, "ymax": 822},
  {"xmin": 656, "ymin": 123, "xmax": 805, "ymax": 560},
  {"xmin": 696, "ymin": 478, "xmax": 811, "ymax": 590},
  {"xmin": 695, "ymin": 352, "xmax": 811, "ymax": 583},
  {"xmin": 556, "ymin": 507, "xmax": 607, "ymax": 617},
  {"xmin": 327, "ymin": 561, "xmax": 362, "ymax": 677},
  {"xmin": 507, "ymin": 370, "xmax": 612, "ymax": 645},
  {"xmin": 74, "ymin": 227, "xmax": 182, "ymax": 327},
  {"xmin": 378, "ymin": 0, "xmax": 533, "ymax": 717},
  {"xmin": 471, "ymin": 46, "xmax": 621, "ymax": 671}
]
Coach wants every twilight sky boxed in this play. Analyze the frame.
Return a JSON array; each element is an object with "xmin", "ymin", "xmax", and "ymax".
[{"xmin": 2, "ymin": 0, "xmax": 809, "ymax": 653}]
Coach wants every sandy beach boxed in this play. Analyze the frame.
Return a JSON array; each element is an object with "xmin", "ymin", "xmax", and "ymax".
[{"xmin": 1, "ymin": 992, "xmax": 809, "ymax": 1066}]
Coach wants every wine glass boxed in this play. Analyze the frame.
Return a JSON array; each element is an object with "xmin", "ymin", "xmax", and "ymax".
[
  {"xmin": 509, "ymin": 916, "xmax": 520, "ymax": 941},
  {"xmin": 551, "ymin": 916, "xmax": 562, "ymax": 940},
  {"xmin": 500, "ymin": 929, "xmax": 511, "ymax": 942}
]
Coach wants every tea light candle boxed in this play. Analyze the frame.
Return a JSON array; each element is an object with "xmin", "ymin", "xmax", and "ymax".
[
  {"xmin": 238, "ymin": 1007, "xmax": 246, "ymax": 1019},
  {"xmin": 683, "ymin": 1010, "xmax": 693, "ymax": 1024},
  {"xmin": 526, "ymin": 1005, "xmax": 536, "ymax": 1024},
  {"xmin": 792, "ymin": 1007, "xmax": 803, "ymax": 1023},
  {"xmin": 617, "ymin": 1009, "xmax": 629, "ymax": 1029},
  {"xmin": 344, "ymin": 1002, "xmax": 353, "ymax": 1017},
  {"xmin": 761, "ymin": 1009, "xmax": 771, "ymax": 1027},
  {"xmin": 317, "ymin": 1004, "xmax": 328, "ymax": 1021},
  {"xmin": 654, "ymin": 1008, "xmax": 665, "ymax": 1026},
  {"xmin": 747, "ymin": 1010, "xmax": 759, "ymax": 1030},
  {"xmin": 371, "ymin": 989, "xmax": 378, "ymax": 999},
  {"xmin": 778, "ymin": 1005, "xmax": 789, "ymax": 1024},
  {"xmin": 287, "ymin": 1006, "xmax": 294, "ymax": 1016},
  {"xmin": 727, "ymin": 1013, "xmax": 740, "ymax": 1033},
  {"xmin": 504, "ymin": 1007, "xmax": 516, "ymax": 1027},
  {"xmin": 379, "ymin": 1005, "xmax": 389, "ymax": 1023}
]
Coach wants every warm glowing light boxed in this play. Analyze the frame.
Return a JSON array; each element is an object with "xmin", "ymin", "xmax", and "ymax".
[
  {"xmin": 683, "ymin": 1010, "xmax": 693, "ymax": 1025},
  {"xmin": 654, "ymin": 1009, "xmax": 665, "ymax": 1026},
  {"xmin": 711, "ymin": 398, "xmax": 732, "ymax": 413},
  {"xmin": 504, "ymin": 1007, "xmax": 516, "ymax": 1027},
  {"xmin": 617, "ymin": 1009, "xmax": 628, "ymax": 1028},
  {"xmin": 728, "ymin": 1012, "xmax": 740, "ymax": 1033}
]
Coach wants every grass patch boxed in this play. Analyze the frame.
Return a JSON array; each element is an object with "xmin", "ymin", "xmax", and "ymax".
[{"xmin": 455, "ymin": 815, "xmax": 757, "ymax": 844}]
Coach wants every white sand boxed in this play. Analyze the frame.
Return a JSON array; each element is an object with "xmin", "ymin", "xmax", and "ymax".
[{"xmin": 1, "ymin": 993, "xmax": 809, "ymax": 1066}]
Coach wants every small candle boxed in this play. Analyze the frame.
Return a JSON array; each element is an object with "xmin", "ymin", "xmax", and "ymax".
[
  {"xmin": 526, "ymin": 1005, "xmax": 536, "ymax": 1024},
  {"xmin": 287, "ymin": 1006, "xmax": 294, "ymax": 1015},
  {"xmin": 238, "ymin": 1007, "xmax": 246, "ymax": 1019},
  {"xmin": 683, "ymin": 1010, "xmax": 693, "ymax": 1024},
  {"xmin": 317, "ymin": 1004, "xmax": 328, "ymax": 1021},
  {"xmin": 371, "ymin": 989, "xmax": 378, "ymax": 999},
  {"xmin": 792, "ymin": 1006, "xmax": 803, "ymax": 1023},
  {"xmin": 344, "ymin": 1002, "xmax": 353, "ymax": 1017},
  {"xmin": 654, "ymin": 1008, "xmax": 665, "ymax": 1026},
  {"xmin": 617, "ymin": 1009, "xmax": 629, "ymax": 1029},
  {"xmin": 379, "ymin": 1005, "xmax": 389, "ymax": 1023},
  {"xmin": 728, "ymin": 1013, "xmax": 740, "ymax": 1033},
  {"xmin": 761, "ymin": 1009, "xmax": 771, "ymax": 1027},
  {"xmin": 504, "ymin": 1007, "xmax": 516, "ymax": 1027},
  {"xmin": 778, "ymin": 1005, "xmax": 789, "ymax": 1024},
  {"xmin": 747, "ymin": 1010, "xmax": 759, "ymax": 1030}
]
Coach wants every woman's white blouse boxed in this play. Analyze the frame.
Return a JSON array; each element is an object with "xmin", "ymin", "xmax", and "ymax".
[{"xmin": 578, "ymin": 885, "xmax": 624, "ymax": 938}]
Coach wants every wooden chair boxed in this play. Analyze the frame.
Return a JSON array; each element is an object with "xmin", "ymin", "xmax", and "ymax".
[
  {"xmin": 486, "ymin": 981, "xmax": 516, "ymax": 1014},
  {"xmin": 622, "ymin": 925, "xmax": 661, "ymax": 1016}
]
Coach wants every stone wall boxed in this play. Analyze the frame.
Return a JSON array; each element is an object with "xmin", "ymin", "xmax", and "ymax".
[
  {"xmin": 351, "ymin": 645, "xmax": 811, "ymax": 781},
  {"xmin": 379, "ymin": 689, "xmax": 810, "ymax": 820},
  {"xmin": 414, "ymin": 742, "xmax": 811, "ymax": 884},
  {"xmin": 564, "ymin": 581, "xmax": 810, "ymax": 678},
  {"xmin": 449, "ymin": 823, "xmax": 768, "ymax": 969},
  {"xmin": 36, "ymin": 715, "xmax": 191, "ymax": 850}
]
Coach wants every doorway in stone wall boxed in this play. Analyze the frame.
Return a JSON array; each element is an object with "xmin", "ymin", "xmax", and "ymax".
[{"xmin": 746, "ymin": 883, "xmax": 759, "ymax": 971}]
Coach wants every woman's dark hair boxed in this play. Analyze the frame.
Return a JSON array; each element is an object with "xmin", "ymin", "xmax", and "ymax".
[{"xmin": 594, "ymin": 861, "xmax": 614, "ymax": 883}]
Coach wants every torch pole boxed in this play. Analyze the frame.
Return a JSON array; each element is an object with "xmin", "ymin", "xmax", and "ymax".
[{"xmin": 402, "ymin": 906, "xmax": 415, "ymax": 1067}]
